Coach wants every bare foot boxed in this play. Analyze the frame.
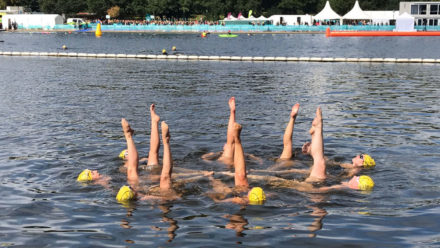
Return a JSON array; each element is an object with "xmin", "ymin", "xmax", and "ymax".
[
  {"xmin": 309, "ymin": 107, "xmax": 322, "ymax": 135},
  {"xmin": 233, "ymin": 122, "xmax": 242, "ymax": 141},
  {"xmin": 150, "ymin": 104, "xmax": 160, "ymax": 123},
  {"xmin": 291, "ymin": 103, "xmax": 300, "ymax": 119},
  {"xmin": 121, "ymin": 118, "xmax": 134, "ymax": 138},
  {"xmin": 302, "ymin": 142, "xmax": 311, "ymax": 155},
  {"xmin": 161, "ymin": 121, "xmax": 170, "ymax": 143},
  {"xmin": 229, "ymin": 97, "xmax": 236, "ymax": 112}
]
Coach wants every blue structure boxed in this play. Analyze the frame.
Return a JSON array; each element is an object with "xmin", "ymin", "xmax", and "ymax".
[{"xmin": 29, "ymin": 23, "xmax": 440, "ymax": 32}]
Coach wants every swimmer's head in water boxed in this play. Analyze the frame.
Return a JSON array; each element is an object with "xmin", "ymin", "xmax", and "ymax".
[
  {"xmin": 248, "ymin": 187, "xmax": 266, "ymax": 205},
  {"xmin": 77, "ymin": 169, "xmax": 92, "ymax": 182},
  {"xmin": 358, "ymin": 175, "xmax": 375, "ymax": 191},
  {"xmin": 362, "ymin": 154, "xmax": 375, "ymax": 168},
  {"xmin": 119, "ymin": 149, "xmax": 128, "ymax": 160},
  {"xmin": 116, "ymin": 185, "xmax": 135, "ymax": 202}
]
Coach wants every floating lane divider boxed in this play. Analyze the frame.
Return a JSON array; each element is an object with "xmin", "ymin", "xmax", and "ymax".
[{"xmin": 0, "ymin": 51, "xmax": 439, "ymax": 63}]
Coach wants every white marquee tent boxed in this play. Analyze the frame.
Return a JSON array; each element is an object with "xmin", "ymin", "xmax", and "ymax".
[
  {"xmin": 343, "ymin": 0, "xmax": 371, "ymax": 20},
  {"xmin": 223, "ymin": 15, "xmax": 237, "ymax": 21},
  {"xmin": 394, "ymin": 12, "xmax": 415, "ymax": 31},
  {"xmin": 313, "ymin": 1, "xmax": 342, "ymax": 21}
]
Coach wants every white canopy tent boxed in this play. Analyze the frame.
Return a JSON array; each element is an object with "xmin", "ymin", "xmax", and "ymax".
[
  {"xmin": 249, "ymin": 15, "xmax": 270, "ymax": 24},
  {"xmin": 364, "ymin": 11, "xmax": 399, "ymax": 25},
  {"xmin": 343, "ymin": 0, "xmax": 371, "ymax": 22},
  {"xmin": 2, "ymin": 14, "xmax": 64, "ymax": 30},
  {"xmin": 313, "ymin": 1, "xmax": 342, "ymax": 23},
  {"xmin": 224, "ymin": 15, "xmax": 237, "ymax": 20},
  {"xmin": 394, "ymin": 12, "xmax": 415, "ymax": 31}
]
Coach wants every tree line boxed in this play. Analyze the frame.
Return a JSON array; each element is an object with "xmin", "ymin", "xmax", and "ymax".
[{"xmin": 0, "ymin": 0, "xmax": 404, "ymax": 20}]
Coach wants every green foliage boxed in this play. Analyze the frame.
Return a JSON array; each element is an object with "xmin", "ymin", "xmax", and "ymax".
[{"xmin": 10, "ymin": 0, "xmax": 402, "ymax": 20}]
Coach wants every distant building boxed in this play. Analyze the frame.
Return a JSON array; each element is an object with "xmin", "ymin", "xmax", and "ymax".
[
  {"xmin": 0, "ymin": 6, "xmax": 26, "ymax": 29},
  {"xmin": 5, "ymin": 6, "xmax": 25, "ymax": 14},
  {"xmin": 400, "ymin": 1, "xmax": 440, "ymax": 25},
  {"xmin": 2, "ymin": 14, "xmax": 64, "ymax": 30},
  {"xmin": 269, "ymin": 15, "xmax": 312, "ymax": 26}
]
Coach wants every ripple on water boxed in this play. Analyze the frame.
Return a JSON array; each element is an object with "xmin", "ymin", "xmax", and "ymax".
[{"xmin": 0, "ymin": 52, "xmax": 439, "ymax": 246}]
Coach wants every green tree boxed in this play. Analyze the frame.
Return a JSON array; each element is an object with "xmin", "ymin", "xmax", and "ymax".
[
  {"xmin": 39, "ymin": 0, "xmax": 58, "ymax": 13},
  {"xmin": 21, "ymin": 0, "xmax": 40, "ymax": 12},
  {"xmin": 0, "ymin": 0, "xmax": 20, "ymax": 9},
  {"xmin": 331, "ymin": 0, "xmax": 355, "ymax": 15},
  {"xmin": 277, "ymin": 0, "xmax": 305, "ymax": 14},
  {"xmin": 58, "ymin": 0, "xmax": 87, "ymax": 15},
  {"xmin": 87, "ymin": 0, "xmax": 110, "ymax": 18}
]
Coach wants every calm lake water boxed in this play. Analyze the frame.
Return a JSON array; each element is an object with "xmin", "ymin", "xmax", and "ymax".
[{"xmin": 0, "ymin": 32, "xmax": 440, "ymax": 247}]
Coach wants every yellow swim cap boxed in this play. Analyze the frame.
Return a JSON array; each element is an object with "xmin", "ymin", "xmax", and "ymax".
[
  {"xmin": 358, "ymin": 175, "xmax": 374, "ymax": 191},
  {"xmin": 162, "ymin": 49, "xmax": 167, "ymax": 54},
  {"xmin": 116, "ymin": 185, "xmax": 135, "ymax": 202},
  {"xmin": 248, "ymin": 187, "xmax": 266, "ymax": 205},
  {"xmin": 119, "ymin": 149, "xmax": 128, "ymax": 159},
  {"xmin": 362, "ymin": 154, "xmax": 376, "ymax": 168},
  {"xmin": 172, "ymin": 46, "xmax": 176, "ymax": 51},
  {"xmin": 77, "ymin": 169, "xmax": 92, "ymax": 182}
]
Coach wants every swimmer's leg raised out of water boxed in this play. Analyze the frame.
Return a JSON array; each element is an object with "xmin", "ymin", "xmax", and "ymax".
[
  {"xmin": 122, "ymin": 118, "xmax": 139, "ymax": 187},
  {"xmin": 233, "ymin": 122, "xmax": 249, "ymax": 190},
  {"xmin": 138, "ymin": 121, "xmax": 178, "ymax": 202},
  {"xmin": 218, "ymin": 97, "xmax": 236, "ymax": 166},
  {"xmin": 306, "ymin": 107, "xmax": 327, "ymax": 182},
  {"xmin": 159, "ymin": 121, "xmax": 173, "ymax": 191},
  {"xmin": 148, "ymin": 104, "xmax": 161, "ymax": 166},
  {"xmin": 279, "ymin": 103, "xmax": 300, "ymax": 160}
]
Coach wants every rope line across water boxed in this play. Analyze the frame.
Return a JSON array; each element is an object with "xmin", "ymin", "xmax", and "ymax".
[{"xmin": 0, "ymin": 51, "xmax": 439, "ymax": 63}]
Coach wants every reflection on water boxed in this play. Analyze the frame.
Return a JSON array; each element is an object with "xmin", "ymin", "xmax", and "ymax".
[
  {"xmin": 306, "ymin": 194, "xmax": 328, "ymax": 238},
  {"xmin": 159, "ymin": 205, "xmax": 179, "ymax": 242},
  {"xmin": 0, "ymin": 53, "xmax": 439, "ymax": 247},
  {"xmin": 225, "ymin": 211, "xmax": 249, "ymax": 238}
]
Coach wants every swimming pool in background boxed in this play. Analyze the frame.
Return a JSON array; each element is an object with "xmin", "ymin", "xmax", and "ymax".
[{"xmin": 0, "ymin": 33, "xmax": 439, "ymax": 247}]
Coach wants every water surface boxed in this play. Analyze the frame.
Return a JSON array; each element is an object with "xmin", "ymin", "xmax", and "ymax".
[{"xmin": 0, "ymin": 33, "xmax": 439, "ymax": 247}]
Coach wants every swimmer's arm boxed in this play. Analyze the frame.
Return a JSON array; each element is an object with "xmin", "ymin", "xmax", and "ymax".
[
  {"xmin": 175, "ymin": 172, "xmax": 214, "ymax": 184},
  {"xmin": 278, "ymin": 168, "xmax": 310, "ymax": 174},
  {"xmin": 201, "ymin": 151, "xmax": 222, "ymax": 161},
  {"xmin": 173, "ymin": 167, "xmax": 210, "ymax": 175},
  {"xmin": 207, "ymin": 174, "xmax": 233, "ymax": 194},
  {"xmin": 343, "ymin": 167, "xmax": 361, "ymax": 178},
  {"xmin": 311, "ymin": 184, "xmax": 346, "ymax": 193},
  {"xmin": 216, "ymin": 171, "xmax": 235, "ymax": 177},
  {"xmin": 339, "ymin": 163, "xmax": 353, "ymax": 169},
  {"xmin": 245, "ymin": 153, "xmax": 263, "ymax": 164},
  {"xmin": 216, "ymin": 171, "xmax": 286, "ymax": 184},
  {"xmin": 172, "ymin": 172, "xmax": 201, "ymax": 178},
  {"xmin": 172, "ymin": 167, "xmax": 211, "ymax": 179},
  {"xmin": 215, "ymin": 196, "xmax": 248, "ymax": 205},
  {"xmin": 94, "ymin": 176, "xmax": 111, "ymax": 189},
  {"xmin": 251, "ymin": 168, "xmax": 310, "ymax": 175},
  {"xmin": 138, "ymin": 191, "xmax": 181, "ymax": 201},
  {"xmin": 139, "ymin": 194, "xmax": 165, "ymax": 201}
]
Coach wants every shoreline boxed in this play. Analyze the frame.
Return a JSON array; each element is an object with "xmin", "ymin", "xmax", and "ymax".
[{"xmin": 3, "ymin": 29, "xmax": 325, "ymax": 34}]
